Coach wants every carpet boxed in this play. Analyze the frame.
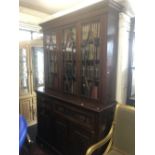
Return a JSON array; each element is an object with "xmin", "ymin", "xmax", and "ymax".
[{"xmin": 20, "ymin": 124, "xmax": 54, "ymax": 155}]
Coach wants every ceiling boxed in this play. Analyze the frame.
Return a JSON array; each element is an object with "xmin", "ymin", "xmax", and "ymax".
[
  {"xmin": 19, "ymin": 0, "xmax": 135, "ymax": 31},
  {"xmin": 20, "ymin": 0, "xmax": 92, "ymax": 14}
]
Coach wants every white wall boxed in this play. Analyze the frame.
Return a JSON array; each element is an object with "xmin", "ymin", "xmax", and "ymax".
[{"xmin": 116, "ymin": 12, "xmax": 131, "ymax": 103}]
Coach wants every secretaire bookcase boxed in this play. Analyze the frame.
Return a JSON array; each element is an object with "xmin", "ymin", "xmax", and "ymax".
[{"xmin": 36, "ymin": 0, "xmax": 122, "ymax": 154}]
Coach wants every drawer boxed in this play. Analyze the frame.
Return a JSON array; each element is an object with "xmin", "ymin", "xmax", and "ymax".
[{"xmin": 54, "ymin": 101, "xmax": 95, "ymax": 129}]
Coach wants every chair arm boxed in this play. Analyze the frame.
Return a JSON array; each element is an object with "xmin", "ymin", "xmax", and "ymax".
[{"xmin": 85, "ymin": 126, "xmax": 113, "ymax": 155}]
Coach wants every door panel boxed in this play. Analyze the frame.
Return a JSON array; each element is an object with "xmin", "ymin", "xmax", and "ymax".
[
  {"xmin": 69, "ymin": 126, "xmax": 94, "ymax": 155},
  {"xmin": 52, "ymin": 118, "xmax": 69, "ymax": 155},
  {"xmin": 19, "ymin": 45, "xmax": 31, "ymax": 96},
  {"xmin": 19, "ymin": 97, "xmax": 33, "ymax": 123}
]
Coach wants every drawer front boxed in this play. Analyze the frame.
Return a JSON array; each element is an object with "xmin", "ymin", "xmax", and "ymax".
[
  {"xmin": 53, "ymin": 100, "xmax": 95, "ymax": 129},
  {"xmin": 37, "ymin": 94, "xmax": 96, "ymax": 130}
]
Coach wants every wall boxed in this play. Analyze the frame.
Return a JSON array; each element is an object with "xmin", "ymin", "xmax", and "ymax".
[{"xmin": 116, "ymin": 12, "xmax": 131, "ymax": 103}]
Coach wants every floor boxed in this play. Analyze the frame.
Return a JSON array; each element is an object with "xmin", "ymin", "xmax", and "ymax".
[
  {"xmin": 20, "ymin": 143, "xmax": 52, "ymax": 155},
  {"xmin": 20, "ymin": 124, "xmax": 54, "ymax": 155}
]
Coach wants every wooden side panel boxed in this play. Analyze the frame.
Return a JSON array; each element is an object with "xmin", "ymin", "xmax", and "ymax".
[{"xmin": 19, "ymin": 97, "xmax": 33, "ymax": 123}]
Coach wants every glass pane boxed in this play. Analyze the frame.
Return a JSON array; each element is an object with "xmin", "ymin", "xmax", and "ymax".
[
  {"xmin": 45, "ymin": 33, "xmax": 59, "ymax": 90},
  {"xmin": 19, "ymin": 48, "xmax": 29, "ymax": 95},
  {"xmin": 131, "ymin": 34, "xmax": 135, "ymax": 68},
  {"xmin": 131, "ymin": 33, "xmax": 135, "ymax": 99},
  {"xmin": 81, "ymin": 22, "xmax": 100, "ymax": 99},
  {"xmin": 130, "ymin": 68, "xmax": 135, "ymax": 99},
  {"xmin": 62, "ymin": 27, "xmax": 77, "ymax": 95},
  {"xmin": 32, "ymin": 47, "xmax": 44, "ymax": 90}
]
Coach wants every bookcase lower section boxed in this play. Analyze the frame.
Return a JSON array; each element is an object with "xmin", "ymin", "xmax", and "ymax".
[{"xmin": 36, "ymin": 91, "xmax": 115, "ymax": 155}]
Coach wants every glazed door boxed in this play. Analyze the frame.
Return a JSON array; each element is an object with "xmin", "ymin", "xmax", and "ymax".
[
  {"xmin": 31, "ymin": 47, "xmax": 44, "ymax": 91},
  {"xmin": 44, "ymin": 32, "xmax": 59, "ymax": 91},
  {"xmin": 19, "ymin": 41, "xmax": 44, "ymax": 125},
  {"xmin": 19, "ymin": 45, "xmax": 31, "ymax": 96},
  {"xmin": 62, "ymin": 26, "xmax": 77, "ymax": 95},
  {"xmin": 80, "ymin": 21, "xmax": 101, "ymax": 100}
]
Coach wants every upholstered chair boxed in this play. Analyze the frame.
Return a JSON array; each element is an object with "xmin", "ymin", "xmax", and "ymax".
[{"xmin": 86, "ymin": 104, "xmax": 135, "ymax": 155}]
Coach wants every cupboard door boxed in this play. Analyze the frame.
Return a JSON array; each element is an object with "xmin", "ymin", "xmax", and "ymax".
[
  {"xmin": 44, "ymin": 32, "xmax": 59, "ymax": 90},
  {"xmin": 52, "ymin": 118, "xmax": 69, "ymax": 155},
  {"xmin": 62, "ymin": 27, "xmax": 77, "ymax": 95},
  {"xmin": 31, "ymin": 47, "xmax": 44, "ymax": 91},
  {"xmin": 19, "ymin": 97, "xmax": 33, "ymax": 123},
  {"xmin": 80, "ymin": 21, "xmax": 100, "ymax": 100},
  {"xmin": 69, "ymin": 126, "xmax": 94, "ymax": 155},
  {"xmin": 19, "ymin": 45, "xmax": 31, "ymax": 96}
]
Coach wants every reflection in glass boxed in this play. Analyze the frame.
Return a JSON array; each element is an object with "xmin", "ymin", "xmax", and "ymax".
[
  {"xmin": 130, "ymin": 20, "xmax": 135, "ymax": 100},
  {"xmin": 127, "ymin": 17, "xmax": 135, "ymax": 105},
  {"xmin": 32, "ymin": 47, "xmax": 44, "ymax": 90},
  {"xmin": 19, "ymin": 48, "xmax": 29, "ymax": 95},
  {"xmin": 130, "ymin": 34, "xmax": 135, "ymax": 99},
  {"xmin": 131, "ymin": 69, "xmax": 135, "ymax": 98}
]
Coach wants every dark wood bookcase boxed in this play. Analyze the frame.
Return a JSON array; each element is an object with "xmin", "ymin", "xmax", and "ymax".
[{"xmin": 36, "ymin": 1, "xmax": 122, "ymax": 155}]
